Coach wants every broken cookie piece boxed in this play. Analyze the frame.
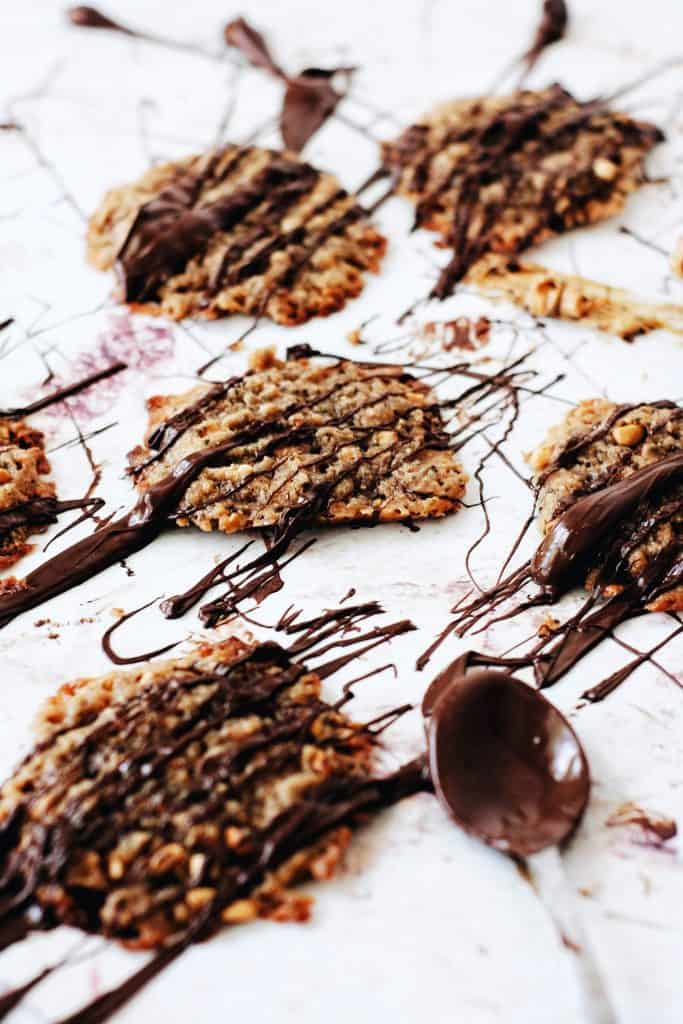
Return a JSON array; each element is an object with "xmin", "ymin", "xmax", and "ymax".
[
  {"xmin": 528, "ymin": 399, "xmax": 682, "ymax": 610},
  {"xmin": 468, "ymin": 255, "xmax": 683, "ymax": 340},
  {"xmin": 128, "ymin": 347, "xmax": 467, "ymax": 535},
  {"xmin": 382, "ymin": 84, "xmax": 662, "ymax": 298},
  {"xmin": 0, "ymin": 418, "xmax": 56, "ymax": 568},
  {"xmin": 0, "ymin": 638, "xmax": 422, "ymax": 949},
  {"xmin": 87, "ymin": 145, "xmax": 386, "ymax": 325}
]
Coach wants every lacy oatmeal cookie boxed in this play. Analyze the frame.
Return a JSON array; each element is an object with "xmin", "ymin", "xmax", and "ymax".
[
  {"xmin": 469, "ymin": 255, "xmax": 683, "ymax": 340},
  {"xmin": 381, "ymin": 84, "xmax": 662, "ymax": 297},
  {"xmin": 528, "ymin": 399, "xmax": 683, "ymax": 610},
  {"xmin": 0, "ymin": 418, "xmax": 55, "ymax": 568},
  {"xmin": 128, "ymin": 348, "xmax": 467, "ymax": 535},
  {"xmin": 87, "ymin": 145, "xmax": 386, "ymax": 325},
  {"xmin": 0, "ymin": 638, "xmax": 383, "ymax": 948}
]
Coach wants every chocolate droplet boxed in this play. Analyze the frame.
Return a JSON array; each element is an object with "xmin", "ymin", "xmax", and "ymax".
[{"xmin": 67, "ymin": 6, "xmax": 132, "ymax": 32}]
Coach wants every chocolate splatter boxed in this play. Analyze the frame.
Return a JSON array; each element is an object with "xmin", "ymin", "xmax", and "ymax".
[
  {"xmin": 224, "ymin": 17, "xmax": 354, "ymax": 151},
  {"xmin": 67, "ymin": 5, "xmax": 133, "ymax": 33},
  {"xmin": 606, "ymin": 802, "xmax": 677, "ymax": 848}
]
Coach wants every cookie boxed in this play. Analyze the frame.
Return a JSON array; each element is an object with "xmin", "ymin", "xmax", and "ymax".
[
  {"xmin": 469, "ymin": 255, "xmax": 683, "ymax": 340},
  {"xmin": 128, "ymin": 348, "xmax": 467, "ymax": 535},
  {"xmin": 0, "ymin": 638, "xmax": 385, "ymax": 948},
  {"xmin": 382, "ymin": 85, "xmax": 662, "ymax": 297},
  {"xmin": 528, "ymin": 399, "xmax": 683, "ymax": 610},
  {"xmin": 87, "ymin": 145, "xmax": 386, "ymax": 325},
  {"xmin": 0, "ymin": 419, "xmax": 55, "ymax": 568}
]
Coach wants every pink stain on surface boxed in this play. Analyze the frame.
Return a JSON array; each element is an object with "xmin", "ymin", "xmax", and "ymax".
[{"xmin": 41, "ymin": 313, "xmax": 175, "ymax": 421}]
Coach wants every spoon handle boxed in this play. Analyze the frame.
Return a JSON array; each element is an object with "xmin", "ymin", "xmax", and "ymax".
[{"xmin": 529, "ymin": 847, "xmax": 617, "ymax": 1024}]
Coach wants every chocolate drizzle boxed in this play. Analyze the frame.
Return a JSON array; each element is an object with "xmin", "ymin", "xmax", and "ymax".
[
  {"xmin": 419, "ymin": 403, "xmax": 682, "ymax": 701},
  {"xmin": 382, "ymin": 84, "xmax": 663, "ymax": 299},
  {"xmin": 0, "ymin": 362, "xmax": 127, "ymax": 419},
  {"xmin": 111, "ymin": 145, "xmax": 372, "ymax": 319},
  {"xmin": 425, "ymin": 664, "xmax": 589, "ymax": 855},
  {"xmin": 224, "ymin": 17, "xmax": 354, "ymax": 152}
]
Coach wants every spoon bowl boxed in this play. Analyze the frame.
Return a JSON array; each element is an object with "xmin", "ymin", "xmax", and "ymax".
[{"xmin": 426, "ymin": 668, "xmax": 589, "ymax": 856}]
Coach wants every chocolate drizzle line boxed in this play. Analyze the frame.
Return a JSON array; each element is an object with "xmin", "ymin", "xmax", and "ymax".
[
  {"xmin": 67, "ymin": 6, "xmax": 221, "ymax": 61},
  {"xmin": 418, "ymin": 407, "xmax": 683, "ymax": 701},
  {"xmin": 0, "ymin": 497, "xmax": 101, "ymax": 540},
  {"xmin": 224, "ymin": 17, "xmax": 354, "ymax": 152},
  {"xmin": 522, "ymin": 0, "xmax": 569, "ymax": 75},
  {"xmin": 101, "ymin": 597, "xmax": 182, "ymax": 665},
  {"xmin": 0, "ymin": 362, "xmax": 127, "ymax": 419},
  {"xmin": 0, "ymin": 628, "xmax": 428, "ymax": 1024}
]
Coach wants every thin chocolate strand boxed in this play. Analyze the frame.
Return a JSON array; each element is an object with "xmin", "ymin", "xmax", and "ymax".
[{"xmin": 0, "ymin": 363, "xmax": 127, "ymax": 419}]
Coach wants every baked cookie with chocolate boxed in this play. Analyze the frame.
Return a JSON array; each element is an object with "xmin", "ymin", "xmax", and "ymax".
[
  {"xmin": 382, "ymin": 84, "xmax": 662, "ymax": 298},
  {"xmin": 88, "ymin": 145, "xmax": 386, "ymax": 324},
  {"xmin": 0, "ymin": 637, "xmax": 421, "ymax": 949},
  {"xmin": 528, "ymin": 399, "xmax": 682, "ymax": 611},
  {"xmin": 0, "ymin": 418, "xmax": 56, "ymax": 568},
  {"xmin": 128, "ymin": 347, "xmax": 467, "ymax": 535}
]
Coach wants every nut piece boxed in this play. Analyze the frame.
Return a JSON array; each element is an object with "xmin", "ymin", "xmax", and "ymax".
[
  {"xmin": 612, "ymin": 423, "xmax": 645, "ymax": 446},
  {"xmin": 148, "ymin": 843, "xmax": 187, "ymax": 876},
  {"xmin": 592, "ymin": 157, "xmax": 618, "ymax": 181},
  {"xmin": 221, "ymin": 898, "xmax": 258, "ymax": 924},
  {"xmin": 185, "ymin": 887, "xmax": 216, "ymax": 910}
]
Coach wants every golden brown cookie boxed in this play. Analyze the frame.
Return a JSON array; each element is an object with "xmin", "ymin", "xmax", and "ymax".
[
  {"xmin": 0, "ymin": 637, "xmax": 387, "ymax": 947},
  {"xmin": 528, "ymin": 399, "xmax": 682, "ymax": 610},
  {"xmin": 468, "ymin": 255, "xmax": 683, "ymax": 340},
  {"xmin": 128, "ymin": 348, "xmax": 467, "ymax": 535},
  {"xmin": 0, "ymin": 419, "xmax": 55, "ymax": 569},
  {"xmin": 382, "ymin": 85, "xmax": 662, "ymax": 297},
  {"xmin": 88, "ymin": 145, "xmax": 386, "ymax": 325}
]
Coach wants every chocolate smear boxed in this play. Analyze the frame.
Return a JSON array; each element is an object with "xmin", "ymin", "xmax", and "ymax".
[
  {"xmin": 224, "ymin": 16, "xmax": 354, "ymax": 151},
  {"xmin": 531, "ymin": 452, "xmax": 683, "ymax": 590},
  {"xmin": 426, "ymin": 666, "xmax": 589, "ymax": 855}
]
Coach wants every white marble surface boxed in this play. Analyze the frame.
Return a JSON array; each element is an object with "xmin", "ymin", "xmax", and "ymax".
[{"xmin": 1, "ymin": 0, "xmax": 683, "ymax": 1021}]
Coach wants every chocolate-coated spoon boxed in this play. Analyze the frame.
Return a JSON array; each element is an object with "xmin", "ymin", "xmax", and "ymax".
[{"xmin": 424, "ymin": 666, "xmax": 616, "ymax": 1023}]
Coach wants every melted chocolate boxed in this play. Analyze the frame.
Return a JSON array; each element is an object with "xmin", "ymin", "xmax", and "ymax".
[
  {"xmin": 0, "ymin": 362, "xmax": 127, "ymax": 419},
  {"xmin": 100, "ymin": 598, "xmax": 181, "ymax": 665},
  {"xmin": 426, "ymin": 667, "xmax": 589, "ymax": 855},
  {"xmin": 531, "ymin": 452, "xmax": 683, "ymax": 589},
  {"xmin": 523, "ymin": 0, "xmax": 569, "ymax": 70},
  {"xmin": 224, "ymin": 17, "xmax": 353, "ymax": 151},
  {"xmin": 67, "ymin": 6, "xmax": 133, "ymax": 32},
  {"xmin": 0, "ymin": 435, "xmax": 251, "ymax": 628},
  {"xmin": 0, "ymin": 497, "xmax": 101, "ymax": 538}
]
